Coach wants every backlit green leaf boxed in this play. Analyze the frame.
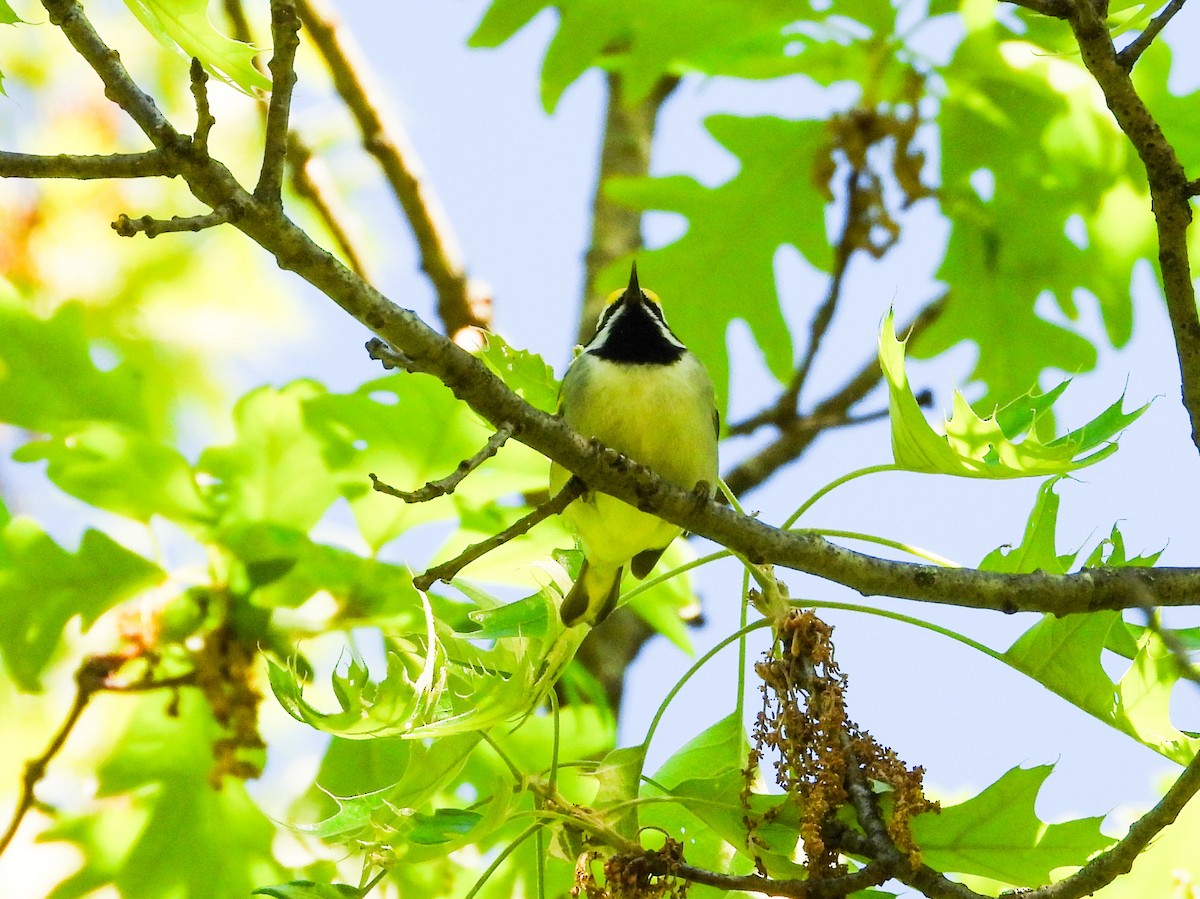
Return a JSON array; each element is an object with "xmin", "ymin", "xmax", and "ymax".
[
  {"xmin": 199, "ymin": 381, "xmax": 341, "ymax": 532},
  {"xmin": 253, "ymin": 882, "xmax": 360, "ymax": 899},
  {"xmin": 0, "ymin": 519, "xmax": 162, "ymax": 691},
  {"xmin": 121, "ymin": 0, "xmax": 270, "ymax": 94},
  {"xmin": 607, "ymin": 115, "xmax": 830, "ymax": 406},
  {"xmin": 911, "ymin": 765, "xmax": 1113, "ymax": 887},
  {"xmin": 43, "ymin": 691, "xmax": 282, "ymax": 899},
  {"xmin": 881, "ymin": 312, "xmax": 1145, "ymax": 478}
]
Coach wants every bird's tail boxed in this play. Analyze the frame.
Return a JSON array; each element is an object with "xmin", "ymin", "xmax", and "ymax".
[{"xmin": 559, "ymin": 559, "xmax": 623, "ymax": 626}]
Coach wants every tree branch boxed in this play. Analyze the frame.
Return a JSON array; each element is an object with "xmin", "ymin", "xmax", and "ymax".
[
  {"xmin": 370, "ymin": 424, "xmax": 513, "ymax": 503},
  {"xmin": 413, "ymin": 477, "xmax": 585, "ymax": 590},
  {"xmin": 112, "ymin": 203, "xmax": 240, "ymax": 238},
  {"xmin": 189, "ymin": 58, "xmax": 215, "ymax": 154},
  {"xmin": 0, "ymin": 150, "xmax": 174, "ymax": 179},
  {"xmin": 1116, "ymin": 0, "xmax": 1188, "ymax": 71},
  {"xmin": 294, "ymin": 0, "xmax": 489, "ymax": 344},
  {"xmin": 254, "ymin": 0, "xmax": 301, "ymax": 207},
  {"xmin": 1067, "ymin": 0, "xmax": 1200, "ymax": 457},
  {"xmin": 577, "ymin": 73, "xmax": 678, "ymax": 344},
  {"xmin": 731, "ymin": 166, "xmax": 869, "ymax": 436}
]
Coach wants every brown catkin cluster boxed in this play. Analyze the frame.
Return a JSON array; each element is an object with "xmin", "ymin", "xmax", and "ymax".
[
  {"xmin": 571, "ymin": 840, "xmax": 689, "ymax": 899},
  {"xmin": 193, "ymin": 623, "xmax": 266, "ymax": 786},
  {"xmin": 745, "ymin": 609, "xmax": 937, "ymax": 876}
]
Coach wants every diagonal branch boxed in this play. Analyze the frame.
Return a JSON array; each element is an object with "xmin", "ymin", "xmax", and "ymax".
[
  {"xmin": 1116, "ymin": 0, "xmax": 1188, "ymax": 71},
  {"xmin": 254, "ymin": 0, "xmax": 301, "ymax": 207},
  {"xmin": 731, "ymin": 165, "xmax": 870, "ymax": 437},
  {"xmin": 294, "ymin": 0, "xmax": 489, "ymax": 343}
]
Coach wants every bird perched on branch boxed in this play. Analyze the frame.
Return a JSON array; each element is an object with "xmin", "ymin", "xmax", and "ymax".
[{"xmin": 551, "ymin": 263, "xmax": 720, "ymax": 626}]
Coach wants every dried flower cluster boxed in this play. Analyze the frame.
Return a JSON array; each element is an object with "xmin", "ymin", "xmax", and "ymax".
[
  {"xmin": 193, "ymin": 622, "xmax": 266, "ymax": 786},
  {"xmin": 572, "ymin": 840, "xmax": 690, "ymax": 899},
  {"xmin": 746, "ymin": 608, "xmax": 937, "ymax": 876}
]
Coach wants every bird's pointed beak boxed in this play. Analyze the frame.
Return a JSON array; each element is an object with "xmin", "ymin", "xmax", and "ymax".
[{"xmin": 621, "ymin": 262, "xmax": 642, "ymax": 305}]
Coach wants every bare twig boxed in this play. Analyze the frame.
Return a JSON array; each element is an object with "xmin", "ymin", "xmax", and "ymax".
[
  {"xmin": 0, "ymin": 656, "xmax": 196, "ymax": 861},
  {"xmin": 294, "ymin": 0, "xmax": 489, "ymax": 343},
  {"xmin": 577, "ymin": 73, "xmax": 678, "ymax": 344},
  {"xmin": 371, "ymin": 424, "xmax": 514, "ymax": 503},
  {"xmin": 188, "ymin": 58, "xmax": 214, "ymax": 154},
  {"xmin": 112, "ymin": 203, "xmax": 240, "ymax": 238},
  {"xmin": 364, "ymin": 336, "xmax": 417, "ymax": 371},
  {"xmin": 221, "ymin": 0, "xmax": 371, "ymax": 280},
  {"xmin": 254, "ymin": 0, "xmax": 301, "ymax": 207},
  {"xmin": 413, "ymin": 477, "xmax": 586, "ymax": 590},
  {"xmin": 1116, "ymin": 0, "xmax": 1188, "ymax": 71},
  {"xmin": 0, "ymin": 150, "xmax": 173, "ymax": 179}
]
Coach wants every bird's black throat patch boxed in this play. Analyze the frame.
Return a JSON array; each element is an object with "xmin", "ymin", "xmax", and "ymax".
[{"xmin": 589, "ymin": 302, "xmax": 686, "ymax": 365}]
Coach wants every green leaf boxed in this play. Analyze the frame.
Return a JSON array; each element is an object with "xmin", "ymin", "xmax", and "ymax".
[
  {"xmin": 592, "ymin": 744, "xmax": 647, "ymax": 839},
  {"xmin": 408, "ymin": 808, "xmax": 484, "ymax": 844},
  {"xmin": 471, "ymin": 0, "xmax": 842, "ymax": 110},
  {"xmin": 986, "ymin": 485, "xmax": 1199, "ymax": 762},
  {"xmin": 0, "ymin": 519, "xmax": 162, "ymax": 691},
  {"xmin": 306, "ymin": 373, "xmax": 546, "ymax": 551},
  {"xmin": 607, "ymin": 115, "xmax": 830, "ymax": 406},
  {"xmin": 647, "ymin": 714, "xmax": 806, "ymax": 879},
  {"xmin": 881, "ymin": 312, "xmax": 1145, "ymax": 478},
  {"xmin": 199, "ymin": 381, "xmax": 341, "ymax": 532},
  {"xmin": 979, "ymin": 477, "xmax": 1069, "ymax": 574},
  {"xmin": 911, "ymin": 765, "xmax": 1113, "ymax": 888},
  {"xmin": 0, "ymin": 2, "xmax": 24, "ymax": 25},
  {"xmin": 43, "ymin": 691, "xmax": 283, "ymax": 899},
  {"xmin": 476, "ymin": 332, "xmax": 559, "ymax": 413},
  {"xmin": 14, "ymin": 422, "xmax": 211, "ymax": 525},
  {"xmin": 120, "ymin": 0, "xmax": 271, "ymax": 94},
  {"xmin": 917, "ymin": 31, "xmax": 1153, "ymax": 407},
  {"xmin": 0, "ymin": 298, "xmax": 150, "ymax": 435},
  {"xmin": 253, "ymin": 882, "xmax": 361, "ymax": 899}
]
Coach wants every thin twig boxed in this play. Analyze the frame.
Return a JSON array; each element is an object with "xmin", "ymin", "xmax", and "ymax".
[
  {"xmin": 0, "ymin": 150, "xmax": 173, "ymax": 179},
  {"xmin": 371, "ymin": 425, "xmax": 514, "ymax": 503},
  {"xmin": 294, "ymin": 0, "xmax": 489, "ymax": 343},
  {"xmin": 413, "ymin": 478, "xmax": 585, "ymax": 590},
  {"xmin": 112, "ymin": 203, "xmax": 240, "ymax": 238},
  {"xmin": 730, "ymin": 167, "xmax": 869, "ymax": 436},
  {"xmin": 0, "ymin": 657, "xmax": 196, "ymax": 860},
  {"xmin": 188, "ymin": 58, "xmax": 214, "ymax": 154},
  {"xmin": 255, "ymin": 0, "xmax": 301, "ymax": 207},
  {"xmin": 221, "ymin": 0, "xmax": 371, "ymax": 281},
  {"xmin": 577, "ymin": 73, "xmax": 678, "ymax": 344},
  {"xmin": 365, "ymin": 336, "xmax": 417, "ymax": 371},
  {"xmin": 1116, "ymin": 0, "xmax": 1188, "ymax": 71}
]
